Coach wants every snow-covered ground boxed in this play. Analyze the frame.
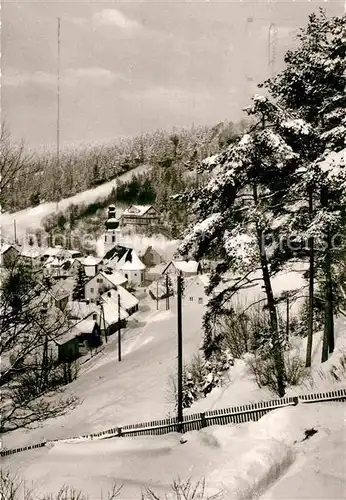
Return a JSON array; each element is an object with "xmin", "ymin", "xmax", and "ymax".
[
  {"xmin": 3, "ymin": 263, "xmax": 345, "ymax": 451},
  {"xmin": 0, "ymin": 164, "xmax": 151, "ymax": 241},
  {"xmin": 3, "ymin": 402, "xmax": 345, "ymax": 499},
  {"xmin": 2, "ymin": 296, "xmax": 206, "ymax": 450},
  {"xmin": 2, "ymin": 261, "xmax": 346, "ymax": 499}
]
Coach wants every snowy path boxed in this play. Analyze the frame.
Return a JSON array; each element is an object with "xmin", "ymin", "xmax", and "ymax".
[{"xmin": 0, "ymin": 164, "xmax": 151, "ymax": 240}]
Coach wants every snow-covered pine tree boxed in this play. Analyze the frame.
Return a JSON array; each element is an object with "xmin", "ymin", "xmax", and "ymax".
[
  {"xmin": 72, "ymin": 265, "xmax": 87, "ymax": 301},
  {"xmin": 263, "ymin": 9, "xmax": 346, "ymax": 362},
  {"xmin": 178, "ymin": 94, "xmax": 314, "ymax": 397}
]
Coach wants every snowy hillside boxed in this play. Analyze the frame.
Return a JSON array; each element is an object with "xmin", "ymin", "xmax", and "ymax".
[{"xmin": 0, "ymin": 164, "xmax": 151, "ymax": 241}]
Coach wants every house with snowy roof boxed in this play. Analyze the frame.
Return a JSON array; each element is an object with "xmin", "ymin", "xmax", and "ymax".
[
  {"xmin": 104, "ymin": 246, "xmax": 146, "ymax": 285},
  {"xmin": 20, "ymin": 247, "xmax": 42, "ymax": 267},
  {"xmin": 145, "ymin": 262, "xmax": 169, "ymax": 282},
  {"xmin": 49, "ymin": 278, "xmax": 75, "ymax": 311},
  {"xmin": 162, "ymin": 258, "xmax": 201, "ymax": 278},
  {"xmin": 116, "ymin": 248, "xmax": 146, "ymax": 285},
  {"xmin": 84, "ymin": 269, "xmax": 128, "ymax": 302},
  {"xmin": 79, "ymin": 255, "xmax": 102, "ymax": 277},
  {"xmin": 120, "ymin": 205, "xmax": 160, "ymax": 228},
  {"xmin": 69, "ymin": 315, "xmax": 101, "ymax": 354},
  {"xmin": 99, "ymin": 289, "xmax": 130, "ymax": 330},
  {"xmin": 183, "ymin": 274, "xmax": 210, "ymax": 305},
  {"xmin": 140, "ymin": 246, "xmax": 165, "ymax": 268}
]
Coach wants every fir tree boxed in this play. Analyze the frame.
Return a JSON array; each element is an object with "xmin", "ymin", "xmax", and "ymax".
[
  {"xmin": 262, "ymin": 9, "xmax": 346, "ymax": 362},
  {"xmin": 72, "ymin": 265, "xmax": 87, "ymax": 301}
]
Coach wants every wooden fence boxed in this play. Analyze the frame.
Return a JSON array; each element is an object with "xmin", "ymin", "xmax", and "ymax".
[{"xmin": 1, "ymin": 388, "xmax": 345, "ymax": 457}]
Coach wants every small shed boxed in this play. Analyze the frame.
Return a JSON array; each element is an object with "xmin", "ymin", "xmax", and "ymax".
[
  {"xmin": 0, "ymin": 244, "xmax": 20, "ymax": 268},
  {"xmin": 56, "ymin": 332, "xmax": 80, "ymax": 364}
]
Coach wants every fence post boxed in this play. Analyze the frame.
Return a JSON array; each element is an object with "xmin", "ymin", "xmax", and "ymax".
[
  {"xmin": 200, "ymin": 413, "xmax": 207, "ymax": 428},
  {"xmin": 117, "ymin": 427, "xmax": 122, "ymax": 437}
]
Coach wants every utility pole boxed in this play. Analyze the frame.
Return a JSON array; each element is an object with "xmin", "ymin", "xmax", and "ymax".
[
  {"xmin": 286, "ymin": 297, "xmax": 290, "ymax": 342},
  {"xmin": 56, "ymin": 17, "xmax": 61, "ymax": 211},
  {"xmin": 13, "ymin": 219, "xmax": 17, "ymax": 245},
  {"xmin": 118, "ymin": 292, "xmax": 121, "ymax": 362},
  {"xmin": 177, "ymin": 271, "xmax": 183, "ymax": 432},
  {"xmin": 98, "ymin": 299, "xmax": 107, "ymax": 343},
  {"xmin": 166, "ymin": 274, "xmax": 170, "ymax": 310},
  {"xmin": 41, "ymin": 303, "xmax": 49, "ymax": 389}
]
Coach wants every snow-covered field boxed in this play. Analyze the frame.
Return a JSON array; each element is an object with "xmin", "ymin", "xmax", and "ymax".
[
  {"xmin": 0, "ymin": 164, "xmax": 151, "ymax": 241},
  {"xmin": 3, "ymin": 402, "xmax": 345, "ymax": 499}
]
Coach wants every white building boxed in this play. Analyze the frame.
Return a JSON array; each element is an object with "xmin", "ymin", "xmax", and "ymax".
[
  {"xmin": 79, "ymin": 255, "xmax": 102, "ymax": 277},
  {"xmin": 84, "ymin": 270, "xmax": 128, "ymax": 302},
  {"xmin": 183, "ymin": 275, "xmax": 210, "ymax": 305},
  {"xmin": 116, "ymin": 248, "xmax": 146, "ymax": 285},
  {"xmin": 162, "ymin": 258, "xmax": 201, "ymax": 278}
]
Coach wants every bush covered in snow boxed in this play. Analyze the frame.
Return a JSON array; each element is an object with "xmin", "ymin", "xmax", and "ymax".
[{"xmin": 167, "ymin": 349, "xmax": 234, "ymax": 412}]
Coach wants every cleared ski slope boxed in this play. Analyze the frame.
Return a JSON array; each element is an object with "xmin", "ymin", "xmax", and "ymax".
[{"xmin": 0, "ymin": 164, "xmax": 151, "ymax": 240}]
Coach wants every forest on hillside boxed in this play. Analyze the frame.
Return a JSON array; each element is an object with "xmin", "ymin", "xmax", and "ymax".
[{"xmin": 1, "ymin": 120, "xmax": 247, "ymax": 213}]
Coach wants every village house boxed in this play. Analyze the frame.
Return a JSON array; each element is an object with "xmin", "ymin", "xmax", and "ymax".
[
  {"xmin": 49, "ymin": 278, "xmax": 75, "ymax": 311},
  {"xmin": 120, "ymin": 205, "xmax": 160, "ymax": 228},
  {"xmin": 98, "ymin": 289, "xmax": 129, "ymax": 335},
  {"xmin": 69, "ymin": 315, "xmax": 101, "ymax": 355},
  {"xmin": 79, "ymin": 255, "xmax": 102, "ymax": 277},
  {"xmin": 162, "ymin": 258, "xmax": 202, "ymax": 278},
  {"xmin": 20, "ymin": 247, "xmax": 41, "ymax": 268},
  {"xmin": 145, "ymin": 262, "xmax": 168, "ymax": 283},
  {"xmin": 116, "ymin": 248, "xmax": 146, "ymax": 285},
  {"xmin": 183, "ymin": 275, "xmax": 210, "ymax": 305},
  {"xmin": 40, "ymin": 247, "xmax": 81, "ymax": 263},
  {"xmin": 84, "ymin": 269, "xmax": 128, "ymax": 302},
  {"xmin": 60, "ymin": 258, "xmax": 84, "ymax": 278},
  {"xmin": 104, "ymin": 245, "xmax": 146, "ymax": 286},
  {"xmin": 101, "ymin": 285, "xmax": 139, "ymax": 316},
  {"xmin": 140, "ymin": 246, "xmax": 165, "ymax": 268},
  {"xmin": 0, "ymin": 244, "xmax": 20, "ymax": 268}
]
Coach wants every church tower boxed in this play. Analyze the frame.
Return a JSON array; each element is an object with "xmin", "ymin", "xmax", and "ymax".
[{"xmin": 104, "ymin": 205, "xmax": 121, "ymax": 254}]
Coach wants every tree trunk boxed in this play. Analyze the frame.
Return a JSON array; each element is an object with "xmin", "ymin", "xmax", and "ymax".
[
  {"xmin": 324, "ymin": 226, "xmax": 335, "ymax": 356},
  {"xmin": 306, "ymin": 189, "xmax": 314, "ymax": 368},
  {"xmin": 320, "ymin": 186, "xmax": 335, "ymax": 362},
  {"xmin": 253, "ymin": 184, "xmax": 285, "ymax": 397}
]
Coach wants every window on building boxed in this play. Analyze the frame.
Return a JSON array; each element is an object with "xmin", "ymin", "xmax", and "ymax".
[
  {"xmin": 104, "ymin": 235, "xmax": 107, "ymax": 242},
  {"xmin": 134, "ymin": 273, "xmax": 137, "ymax": 277},
  {"xmin": 112, "ymin": 236, "xmax": 116, "ymax": 242},
  {"xmin": 96, "ymin": 278, "xmax": 103, "ymax": 284},
  {"xmin": 189, "ymin": 297, "xmax": 193, "ymax": 302},
  {"xmin": 198, "ymin": 298, "xmax": 203, "ymax": 304},
  {"xmin": 125, "ymin": 274, "xmax": 128, "ymax": 279},
  {"xmin": 90, "ymin": 288, "xmax": 94, "ymax": 294}
]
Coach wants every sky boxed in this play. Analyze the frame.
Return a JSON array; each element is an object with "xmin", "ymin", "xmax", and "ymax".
[{"xmin": 1, "ymin": 0, "xmax": 344, "ymax": 150}]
